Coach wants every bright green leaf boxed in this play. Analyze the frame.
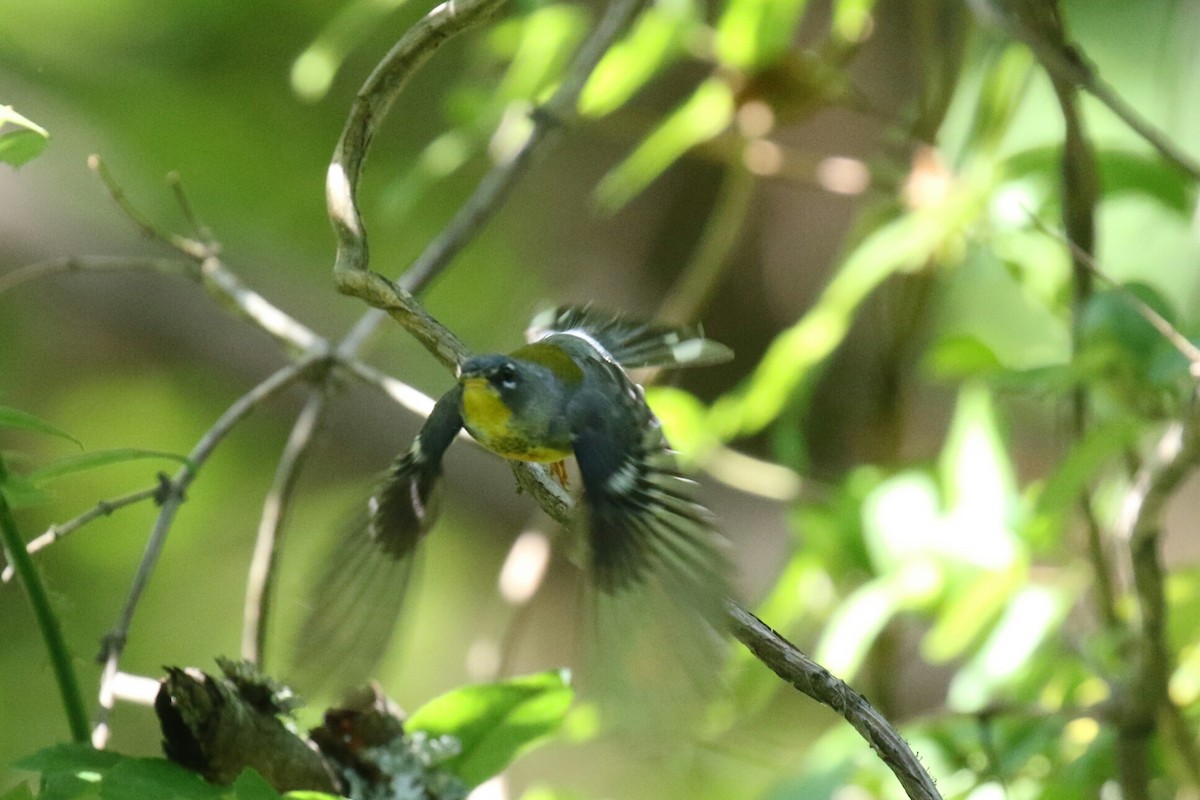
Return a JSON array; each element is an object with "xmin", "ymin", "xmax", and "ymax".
[
  {"xmin": 814, "ymin": 579, "xmax": 898, "ymax": 679},
  {"xmin": 28, "ymin": 448, "xmax": 191, "ymax": 484},
  {"xmin": 715, "ymin": 0, "xmax": 809, "ymax": 71},
  {"xmin": 594, "ymin": 77, "xmax": 734, "ymax": 212},
  {"xmin": 0, "ymin": 105, "xmax": 49, "ymax": 167},
  {"xmin": 1026, "ymin": 416, "xmax": 1141, "ymax": 540},
  {"xmin": 282, "ymin": 794, "xmax": 343, "ymax": 800},
  {"xmin": 939, "ymin": 384, "xmax": 1019, "ymax": 571},
  {"xmin": 923, "ymin": 566, "xmax": 1021, "ymax": 662},
  {"xmin": 831, "ymin": 0, "xmax": 876, "ymax": 43},
  {"xmin": 1006, "ymin": 146, "xmax": 1197, "ymax": 215},
  {"xmin": 497, "ymin": 5, "xmax": 588, "ymax": 104},
  {"xmin": 711, "ymin": 169, "xmax": 992, "ymax": 438},
  {"xmin": 644, "ymin": 386, "xmax": 713, "ymax": 463},
  {"xmin": 947, "ymin": 585, "xmax": 1071, "ymax": 711},
  {"xmin": 407, "ymin": 670, "xmax": 573, "ymax": 788},
  {"xmin": 578, "ymin": 3, "xmax": 698, "ymax": 117},
  {"xmin": 0, "ymin": 406, "xmax": 82, "ymax": 448}
]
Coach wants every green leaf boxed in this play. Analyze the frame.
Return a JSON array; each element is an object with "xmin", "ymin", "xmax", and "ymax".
[
  {"xmin": 814, "ymin": 579, "xmax": 898, "ymax": 680},
  {"xmin": 594, "ymin": 77, "xmax": 734, "ymax": 212},
  {"xmin": 715, "ymin": 0, "xmax": 810, "ymax": 71},
  {"xmin": 407, "ymin": 669, "xmax": 573, "ymax": 788},
  {"xmin": 946, "ymin": 585, "xmax": 1071, "ymax": 711},
  {"xmin": 0, "ymin": 406, "xmax": 82, "ymax": 448},
  {"xmin": 578, "ymin": 3, "xmax": 697, "ymax": 118},
  {"xmin": 232, "ymin": 769, "xmax": 283, "ymax": 800},
  {"xmin": 27, "ymin": 448, "xmax": 191, "ymax": 484},
  {"xmin": 99, "ymin": 757, "xmax": 224, "ymax": 800},
  {"xmin": 711, "ymin": 170, "xmax": 992, "ymax": 438},
  {"xmin": 831, "ymin": 0, "xmax": 876, "ymax": 43},
  {"xmin": 0, "ymin": 129, "xmax": 49, "ymax": 167},
  {"xmin": 0, "ymin": 783, "xmax": 36, "ymax": 800},
  {"xmin": 16, "ymin": 743, "xmax": 122, "ymax": 774},
  {"xmin": 1005, "ymin": 146, "xmax": 1197, "ymax": 215},
  {"xmin": 0, "ymin": 105, "xmax": 50, "ymax": 167},
  {"xmin": 923, "ymin": 566, "xmax": 1021, "ymax": 662},
  {"xmin": 0, "ymin": 470, "xmax": 55, "ymax": 508},
  {"xmin": 282, "ymin": 794, "xmax": 342, "ymax": 800}
]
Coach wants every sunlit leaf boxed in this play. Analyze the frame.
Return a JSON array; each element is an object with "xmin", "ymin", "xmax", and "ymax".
[
  {"xmin": 406, "ymin": 670, "xmax": 573, "ymax": 788},
  {"xmin": 923, "ymin": 566, "xmax": 1021, "ymax": 662},
  {"xmin": 947, "ymin": 585, "xmax": 1071, "ymax": 711},
  {"xmin": 831, "ymin": 0, "xmax": 877, "ymax": 43},
  {"xmin": 965, "ymin": 44, "xmax": 1034, "ymax": 155},
  {"xmin": 715, "ymin": 0, "xmax": 810, "ymax": 72},
  {"xmin": 0, "ymin": 406, "xmax": 82, "ymax": 447},
  {"xmin": 27, "ymin": 448, "xmax": 191, "ymax": 484},
  {"xmin": 711, "ymin": 170, "xmax": 991, "ymax": 438},
  {"xmin": 578, "ymin": 3, "xmax": 698, "ymax": 118},
  {"xmin": 496, "ymin": 5, "xmax": 588, "ymax": 104},
  {"xmin": 644, "ymin": 386, "xmax": 713, "ymax": 463},
  {"xmin": 1024, "ymin": 416, "xmax": 1140, "ymax": 546},
  {"xmin": 0, "ymin": 105, "xmax": 49, "ymax": 167},
  {"xmin": 289, "ymin": 0, "xmax": 414, "ymax": 102},
  {"xmin": 924, "ymin": 334, "xmax": 1003, "ymax": 378},
  {"xmin": 938, "ymin": 383, "xmax": 1019, "ymax": 571},
  {"xmin": 814, "ymin": 579, "xmax": 898, "ymax": 680},
  {"xmin": 594, "ymin": 77, "xmax": 734, "ymax": 212}
]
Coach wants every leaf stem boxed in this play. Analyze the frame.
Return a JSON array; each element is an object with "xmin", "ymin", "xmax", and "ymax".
[{"xmin": 0, "ymin": 454, "xmax": 89, "ymax": 742}]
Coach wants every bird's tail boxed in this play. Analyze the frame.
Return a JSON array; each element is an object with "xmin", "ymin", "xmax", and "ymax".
[{"xmin": 527, "ymin": 305, "xmax": 733, "ymax": 370}]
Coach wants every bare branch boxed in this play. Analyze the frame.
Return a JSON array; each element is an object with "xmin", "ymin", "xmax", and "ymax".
[
  {"xmin": 93, "ymin": 359, "xmax": 313, "ymax": 748},
  {"xmin": 726, "ymin": 603, "xmax": 943, "ymax": 800}
]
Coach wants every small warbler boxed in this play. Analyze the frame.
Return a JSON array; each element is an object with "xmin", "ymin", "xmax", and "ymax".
[
  {"xmin": 370, "ymin": 305, "xmax": 733, "ymax": 593},
  {"xmin": 296, "ymin": 306, "xmax": 733, "ymax": 686}
]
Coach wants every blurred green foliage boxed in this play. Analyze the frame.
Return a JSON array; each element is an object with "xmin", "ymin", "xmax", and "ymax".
[{"xmin": 4, "ymin": 0, "xmax": 1200, "ymax": 799}]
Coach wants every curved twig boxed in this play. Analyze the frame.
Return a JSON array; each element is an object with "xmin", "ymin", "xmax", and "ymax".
[{"xmin": 727, "ymin": 603, "xmax": 942, "ymax": 800}]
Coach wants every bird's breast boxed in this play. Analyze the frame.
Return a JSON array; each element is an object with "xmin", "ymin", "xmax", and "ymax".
[{"xmin": 460, "ymin": 377, "xmax": 572, "ymax": 462}]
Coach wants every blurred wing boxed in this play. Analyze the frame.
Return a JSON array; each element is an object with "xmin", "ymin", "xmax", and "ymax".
[
  {"xmin": 568, "ymin": 369, "xmax": 730, "ymax": 631},
  {"xmin": 528, "ymin": 305, "xmax": 733, "ymax": 370},
  {"xmin": 291, "ymin": 385, "xmax": 462, "ymax": 690},
  {"xmin": 569, "ymin": 376, "xmax": 731, "ymax": 716},
  {"xmin": 290, "ymin": 512, "xmax": 420, "ymax": 691},
  {"xmin": 368, "ymin": 385, "xmax": 463, "ymax": 558}
]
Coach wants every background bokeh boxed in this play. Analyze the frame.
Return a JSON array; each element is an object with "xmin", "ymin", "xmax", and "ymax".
[{"xmin": 4, "ymin": 1, "xmax": 1200, "ymax": 798}]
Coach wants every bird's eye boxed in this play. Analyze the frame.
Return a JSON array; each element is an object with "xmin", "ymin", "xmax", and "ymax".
[{"xmin": 495, "ymin": 363, "xmax": 519, "ymax": 390}]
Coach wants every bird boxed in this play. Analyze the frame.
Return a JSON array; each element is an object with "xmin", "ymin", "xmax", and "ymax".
[{"xmin": 295, "ymin": 306, "xmax": 734, "ymax": 688}]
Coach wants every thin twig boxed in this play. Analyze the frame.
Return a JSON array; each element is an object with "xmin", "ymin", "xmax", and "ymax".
[
  {"xmin": 93, "ymin": 360, "xmax": 311, "ymax": 748},
  {"xmin": 400, "ymin": 0, "xmax": 649, "ymax": 294},
  {"xmin": 0, "ymin": 256, "xmax": 200, "ymax": 296},
  {"xmin": 242, "ymin": 388, "xmax": 331, "ymax": 667},
  {"xmin": 1, "ymin": 486, "xmax": 160, "ymax": 584}
]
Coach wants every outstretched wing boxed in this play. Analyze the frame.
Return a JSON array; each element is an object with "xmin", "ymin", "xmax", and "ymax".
[
  {"xmin": 292, "ymin": 385, "xmax": 462, "ymax": 689},
  {"xmin": 528, "ymin": 305, "xmax": 733, "ymax": 370},
  {"xmin": 368, "ymin": 384, "xmax": 463, "ymax": 558},
  {"xmin": 567, "ymin": 364, "xmax": 729, "ymax": 603}
]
